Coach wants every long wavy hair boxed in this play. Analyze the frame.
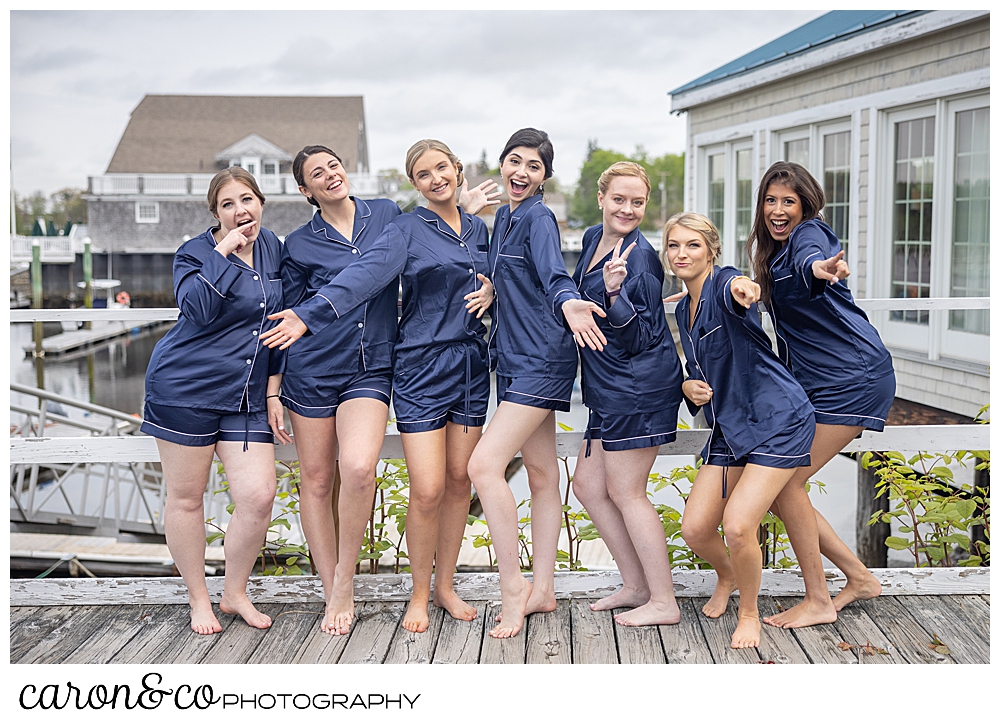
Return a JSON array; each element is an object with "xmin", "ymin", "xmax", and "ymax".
[{"xmin": 747, "ymin": 161, "xmax": 825, "ymax": 304}]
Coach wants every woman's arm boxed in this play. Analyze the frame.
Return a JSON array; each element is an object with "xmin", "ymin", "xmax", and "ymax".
[{"xmin": 266, "ymin": 374, "xmax": 293, "ymax": 445}]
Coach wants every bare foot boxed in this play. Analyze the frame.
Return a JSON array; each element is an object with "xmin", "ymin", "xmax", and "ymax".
[
  {"xmin": 189, "ymin": 601, "xmax": 222, "ymax": 635},
  {"xmin": 832, "ymin": 572, "xmax": 882, "ymax": 611},
  {"xmin": 702, "ymin": 579, "xmax": 736, "ymax": 618},
  {"xmin": 496, "ymin": 584, "xmax": 556, "ymax": 623},
  {"xmin": 219, "ymin": 592, "xmax": 272, "ymax": 630},
  {"xmin": 489, "ymin": 577, "xmax": 532, "ymax": 639},
  {"xmin": 763, "ymin": 597, "xmax": 837, "ymax": 629},
  {"xmin": 731, "ymin": 614, "xmax": 760, "ymax": 649},
  {"xmin": 322, "ymin": 576, "xmax": 355, "ymax": 636},
  {"xmin": 614, "ymin": 598, "xmax": 681, "ymax": 627},
  {"xmin": 402, "ymin": 597, "xmax": 430, "ymax": 633},
  {"xmin": 433, "ymin": 588, "xmax": 477, "ymax": 621},
  {"xmin": 590, "ymin": 586, "xmax": 650, "ymax": 611}
]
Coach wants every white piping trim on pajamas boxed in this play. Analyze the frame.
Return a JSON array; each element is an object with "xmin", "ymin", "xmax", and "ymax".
[{"xmin": 196, "ymin": 274, "xmax": 226, "ymax": 297}]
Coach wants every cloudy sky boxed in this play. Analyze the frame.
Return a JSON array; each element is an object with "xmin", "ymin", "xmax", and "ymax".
[{"xmin": 11, "ymin": 9, "xmax": 824, "ymax": 198}]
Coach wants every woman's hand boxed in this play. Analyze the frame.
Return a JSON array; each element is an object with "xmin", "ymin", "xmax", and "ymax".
[
  {"xmin": 730, "ymin": 276, "xmax": 761, "ymax": 308},
  {"xmin": 562, "ymin": 298, "xmax": 608, "ymax": 351},
  {"xmin": 603, "ymin": 239, "xmax": 637, "ymax": 295},
  {"xmin": 267, "ymin": 396, "xmax": 293, "ymax": 445},
  {"xmin": 214, "ymin": 222, "xmax": 257, "ymax": 257},
  {"xmin": 261, "ymin": 309, "xmax": 308, "ymax": 350},
  {"xmin": 812, "ymin": 250, "xmax": 850, "ymax": 284},
  {"xmin": 464, "ymin": 273, "xmax": 494, "ymax": 318},
  {"xmin": 682, "ymin": 379, "xmax": 713, "ymax": 406},
  {"xmin": 663, "ymin": 289, "xmax": 688, "ymax": 304},
  {"xmin": 458, "ymin": 178, "xmax": 502, "ymax": 215}
]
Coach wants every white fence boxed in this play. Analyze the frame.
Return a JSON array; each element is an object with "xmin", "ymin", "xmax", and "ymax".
[
  {"xmin": 88, "ymin": 172, "xmax": 381, "ymax": 197},
  {"xmin": 9, "ymin": 236, "xmax": 76, "ymax": 263}
]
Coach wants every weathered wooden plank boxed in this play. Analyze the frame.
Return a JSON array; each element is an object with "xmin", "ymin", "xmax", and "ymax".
[
  {"xmin": 291, "ymin": 618, "xmax": 352, "ymax": 665},
  {"xmin": 525, "ymin": 600, "xmax": 572, "ymax": 664},
  {"xmin": 613, "ymin": 605, "xmax": 667, "ymax": 664},
  {"xmin": 696, "ymin": 599, "xmax": 760, "ymax": 664},
  {"xmin": 246, "ymin": 604, "xmax": 324, "ymax": 665},
  {"xmin": 16, "ymin": 606, "xmax": 115, "ymax": 664},
  {"xmin": 775, "ymin": 597, "xmax": 856, "ymax": 664},
  {"xmin": 897, "ymin": 595, "xmax": 990, "ymax": 664},
  {"xmin": 62, "ymin": 604, "xmax": 171, "ymax": 664},
  {"xmin": 107, "ymin": 605, "xmax": 194, "ymax": 664},
  {"xmin": 828, "ymin": 600, "xmax": 907, "ymax": 664},
  {"xmin": 143, "ymin": 610, "xmax": 238, "ymax": 664},
  {"xmin": 570, "ymin": 599, "xmax": 618, "ymax": 664},
  {"xmin": 756, "ymin": 598, "xmax": 812, "ymax": 664},
  {"xmin": 198, "ymin": 604, "xmax": 285, "ymax": 664},
  {"xmin": 432, "ymin": 601, "xmax": 487, "ymax": 664},
  {"xmin": 383, "ymin": 603, "xmax": 446, "ymax": 664},
  {"xmin": 10, "ymin": 606, "xmax": 77, "ymax": 662},
  {"xmin": 857, "ymin": 597, "xmax": 952, "ymax": 664},
  {"xmin": 478, "ymin": 602, "xmax": 526, "ymax": 664},
  {"xmin": 13, "ymin": 568, "xmax": 989, "ymax": 606},
  {"xmin": 338, "ymin": 602, "xmax": 405, "ymax": 665},
  {"xmin": 660, "ymin": 598, "xmax": 714, "ymax": 664}
]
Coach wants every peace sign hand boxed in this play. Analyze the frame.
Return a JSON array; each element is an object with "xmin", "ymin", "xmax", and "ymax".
[
  {"xmin": 812, "ymin": 250, "xmax": 850, "ymax": 284},
  {"xmin": 603, "ymin": 239, "xmax": 637, "ymax": 295}
]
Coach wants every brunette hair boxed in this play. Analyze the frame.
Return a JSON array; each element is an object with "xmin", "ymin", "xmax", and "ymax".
[
  {"xmin": 292, "ymin": 145, "xmax": 345, "ymax": 207},
  {"xmin": 207, "ymin": 167, "xmax": 265, "ymax": 216},
  {"xmin": 598, "ymin": 161, "xmax": 651, "ymax": 199},
  {"xmin": 499, "ymin": 127, "xmax": 554, "ymax": 194},
  {"xmin": 747, "ymin": 161, "xmax": 825, "ymax": 303},
  {"xmin": 660, "ymin": 212, "xmax": 721, "ymax": 274},
  {"xmin": 404, "ymin": 139, "xmax": 465, "ymax": 188}
]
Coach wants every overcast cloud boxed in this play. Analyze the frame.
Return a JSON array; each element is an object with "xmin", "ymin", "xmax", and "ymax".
[{"xmin": 11, "ymin": 10, "xmax": 824, "ymax": 197}]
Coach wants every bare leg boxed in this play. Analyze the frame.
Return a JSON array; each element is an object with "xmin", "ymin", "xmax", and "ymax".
[
  {"xmin": 572, "ymin": 444, "xmax": 650, "ymax": 611},
  {"xmin": 157, "ymin": 439, "xmax": 222, "ymax": 635},
  {"xmin": 215, "ymin": 441, "xmax": 276, "ymax": 629},
  {"xmin": 326, "ymin": 397, "xmax": 389, "ymax": 635},
  {"xmin": 680, "ymin": 465, "xmax": 742, "ymax": 618},
  {"xmin": 723, "ymin": 464, "xmax": 797, "ymax": 648},
  {"xmin": 430, "ymin": 422, "xmax": 481, "ymax": 621},
  {"xmin": 468, "ymin": 402, "xmax": 552, "ymax": 638},
  {"xmin": 603, "ymin": 446, "xmax": 680, "ymax": 627},
  {"xmin": 400, "ymin": 427, "xmax": 447, "ymax": 633},
  {"xmin": 519, "ymin": 412, "xmax": 563, "ymax": 619},
  {"xmin": 288, "ymin": 412, "xmax": 340, "ymax": 634},
  {"xmin": 769, "ymin": 423, "xmax": 881, "ymax": 616}
]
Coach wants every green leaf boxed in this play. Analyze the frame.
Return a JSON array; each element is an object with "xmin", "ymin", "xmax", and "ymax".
[
  {"xmin": 206, "ymin": 532, "xmax": 225, "ymax": 545},
  {"xmin": 884, "ymin": 536, "xmax": 912, "ymax": 550},
  {"xmin": 225, "ymin": 503, "xmax": 236, "ymax": 515},
  {"xmin": 956, "ymin": 499, "xmax": 977, "ymax": 519}
]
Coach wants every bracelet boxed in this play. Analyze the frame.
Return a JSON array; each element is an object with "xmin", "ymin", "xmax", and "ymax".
[
  {"xmin": 266, "ymin": 394, "xmax": 281, "ymax": 399},
  {"xmin": 607, "ymin": 289, "xmax": 621, "ymax": 298}
]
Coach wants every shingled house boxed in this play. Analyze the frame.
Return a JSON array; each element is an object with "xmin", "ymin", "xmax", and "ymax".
[{"xmin": 669, "ymin": 10, "xmax": 989, "ymax": 420}]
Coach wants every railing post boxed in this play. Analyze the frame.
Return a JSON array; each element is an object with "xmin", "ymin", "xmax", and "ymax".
[
  {"xmin": 856, "ymin": 452, "xmax": 889, "ymax": 567},
  {"xmin": 31, "ymin": 240, "xmax": 45, "ymax": 389},
  {"xmin": 83, "ymin": 239, "xmax": 93, "ymax": 331}
]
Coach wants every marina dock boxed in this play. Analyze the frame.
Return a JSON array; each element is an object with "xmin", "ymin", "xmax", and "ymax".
[{"xmin": 9, "ymin": 569, "xmax": 989, "ymax": 664}]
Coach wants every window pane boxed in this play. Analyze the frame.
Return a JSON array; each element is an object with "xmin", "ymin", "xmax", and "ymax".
[
  {"xmin": 822, "ymin": 131, "xmax": 851, "ymax": 261},
  {"xmin": 950, "ymin": 107, "xmax": 990, "ymax": 334},
  {"xmin": 708, "ymin": 153, "xmax": 725, "ymax": 238},
  {"xmin": 891, "ymin": 117, "xmax": 934, "ymax": 324},
  {"xmin": 784, "ymin": 139, "xmax": 809, "ymax": 167},
  {"xmin": 735, "ymin": 149, "xmax": 752, "ymax": 273}
]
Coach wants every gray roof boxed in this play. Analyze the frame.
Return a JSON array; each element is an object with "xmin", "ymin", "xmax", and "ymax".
[
  {"xmin": 669, "ymin": 10, "xmax": 927, "ymax": 96},
  {"xmin": 106, "ymin": 95, "xmax": 367, "ymax": 174}
]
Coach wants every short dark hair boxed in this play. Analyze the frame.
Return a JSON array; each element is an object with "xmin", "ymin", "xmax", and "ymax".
[
  {"xmin": 499, "ymin": 128, "xmax": 554, "ymax": 180},
  {"xmin": 292, "ymin": 145, "xmax": 344, "ymax": 207}
]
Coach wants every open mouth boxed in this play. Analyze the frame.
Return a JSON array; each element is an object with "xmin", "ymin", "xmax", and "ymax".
[
  {"xmin": 237, "ymin": 219, "xmax": 253, "ymax": 227},
  {"xmin": 327, "ymin": 179, "xmax": 343, "ymax": 191},
  {"xmin": 509, "ymin": 179, "xmax": 528, "ymax": 195},
  {"xmin": 431, "ymin": 181, "xmax": 448, "ymax": 194},
  {"xmin": 771, "ymin": 219, "xmax": 789, "ymax": 234}
]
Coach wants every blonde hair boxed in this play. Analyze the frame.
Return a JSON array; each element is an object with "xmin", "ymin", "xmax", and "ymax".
[
  {"xmin": 660, "ymin": 212, "xmax": 721, "ymax": 271},
  {"xmin": 405, "ymin": 139, "xmax": 465, "ymax": 188},
  {"xmin": 207, "ymin": 167, "xmax": 265, "ymax": 216},
  {"xmin": 597, "ymin": 161, "xmax": 651, "ymax": 199}
]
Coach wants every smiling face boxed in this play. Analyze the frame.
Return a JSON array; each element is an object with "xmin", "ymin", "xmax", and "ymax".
[
  {"xmin": 665, "ymin": 224, "xmax": 714, "ymax": 283},
  {"xmin": 410, "ymin": 149, "xmax": 459, "ymax": 207},
  {"xmin": 299, "ymin": 152, "xmax": 350, "ymax": 208},
  {"xmin": 500, "ymin": 146, "xmax": 547, "ymax": 210},
  {"xmin": 214, "ymin": 180, "xmax": 263, "ymax": 242},
  {"xmin": 762, "ymin": 183, "xmax": 804, "ymax": 243},
  {"xmin": 599, "ymin": 176, "xmax": 647, "ymax": 238}
]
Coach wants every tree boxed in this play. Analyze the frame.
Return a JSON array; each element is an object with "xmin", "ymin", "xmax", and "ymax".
[{"xmin": 13, "ymin": 188, "xmax": 87, "ymax": 235}]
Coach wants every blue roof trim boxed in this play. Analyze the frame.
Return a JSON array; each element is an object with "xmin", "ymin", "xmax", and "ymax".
[{"xmin": 669, "ymin": 10, "xmax": 928, "ymax": 96}]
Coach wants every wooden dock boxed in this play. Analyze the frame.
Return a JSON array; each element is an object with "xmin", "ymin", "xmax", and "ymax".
[{"xmin": 10, "ymin": 569, "xmax": 989, "ymax": 664}]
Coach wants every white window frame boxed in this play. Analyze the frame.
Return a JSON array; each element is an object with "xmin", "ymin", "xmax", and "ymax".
[
  {"xmin": 872, "ymin": 92, "xmax": 989, "ymax": 365},
  {"xmin": 698, "ymin": 138, "xmax": 754, "ymax": 269},
  {"xmin": 135, "ymin": 201, "xmax": 159, "ymax": 224}
]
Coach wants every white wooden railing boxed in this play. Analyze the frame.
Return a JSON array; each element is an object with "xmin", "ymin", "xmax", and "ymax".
[
  {"xmin": 88, "ymin": 172, "xmax": 381, "ymax": 197},
  {"xmin": 9, "ymin": 236, "xmax": 76, "ymax": 263}
]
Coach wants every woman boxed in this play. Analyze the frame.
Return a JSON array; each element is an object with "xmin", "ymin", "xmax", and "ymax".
[
  {"xmin": 665, "ymin": 212, "xmax": 824, "ymax": 649},
  {"xmin": 260, "ymin": 145, "xmax": 497, "ymax": 636},
  {"xmin": 747, "ymin": 162, "xmax": 891, "ymax": 628},
  {"xmin": 140, "ymin": 167, "xmax": 289, "ymax": 635},
  {"xmin": 467, "ymin": 128, "xmax": 608, "ymax": 639},
  {"xmin": 570, "ymin": 162, "xmax": 684, "ymax": 627}
]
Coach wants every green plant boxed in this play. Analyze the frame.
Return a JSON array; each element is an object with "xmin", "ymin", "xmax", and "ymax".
[
  {"xmin": 864, "ymin": 447, "xmax": 990, "ymax": 567},
  {"xmin": 358, "ymin": 458, "xmax": 410, "ymax": 574}
]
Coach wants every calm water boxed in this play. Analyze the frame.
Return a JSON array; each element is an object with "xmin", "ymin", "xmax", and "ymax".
[{"xmin": 9, "ymin": 320, "xmax": 868, "ymax": 566}]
